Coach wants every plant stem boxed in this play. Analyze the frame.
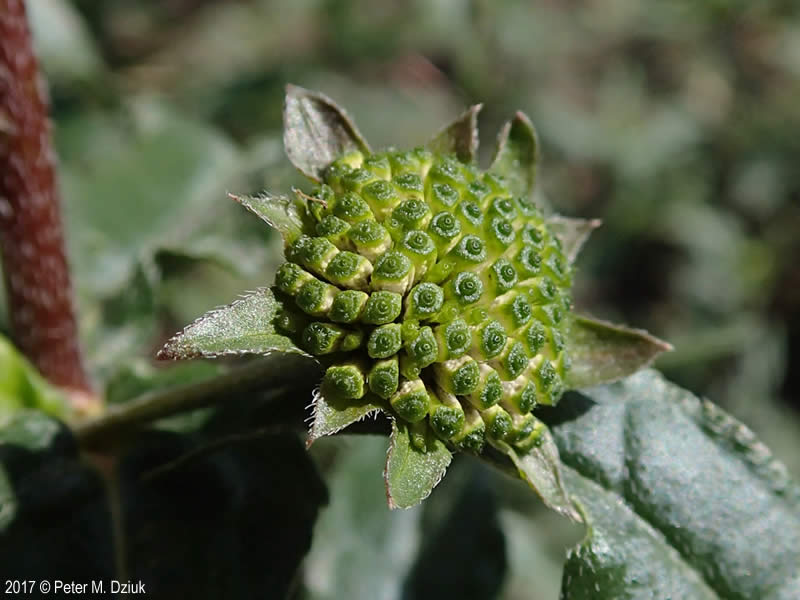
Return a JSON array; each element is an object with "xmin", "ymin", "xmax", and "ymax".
[
  {"xmin": 76, "ymin": 354, "xmax": 320, "ymax": 451},
  {"xmin": 0, "ymin": 0, "xmax": 95, "ymax": 410}
]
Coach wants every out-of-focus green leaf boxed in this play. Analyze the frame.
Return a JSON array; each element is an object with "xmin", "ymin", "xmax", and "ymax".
[
  {"xmin": 426, "ymin": 104, "xmax": 482, "ymax": 164},
  {"xmin": 28, "ymin": 0, "xmax": 104, "ymax": 88},
  {"xmin": 59, "ymin": 101, "xmax": 241, "ymax": 299},
  {"xmin": 546, "ymin": 215, "xmax": 602, "ymax": 264},
  {"xmin": 230, "ymin": 191, "xmax": 307, "ymax": 246},
  {"xmin": 308, "ymin": 391, "xmax": 384, "ymax": 446},
  {"xmin": 500, "ymin": 507, "xmax": 580, "ymax": 600},
  {"xmin": 157, "ymin": 288, "xmax": 305, "ymax": 359},
  {"xmin": 0, "ymin": 411, "xmax": 63, "ymax": 453},
  {"xmin": 0, "ymin": 412, "xmax": 327, "ymax": 597},
  {"xmin": 82, "ymin": 263, "xmax": 158, "ymax": 380},
  {"xmin": 548, "ymin": 370, "xmax": 800, "ymax": 600},
  {"xmin": 0, "ymin": 337, "xmax": 69, "ymax": 426},
  {"xmin": 489, "ymin": 434, "xmax": 581, "ymax": 523},
  {"xmin": 564, "ymin": 315, "xmax": 672, "ymax": 389},
  {"xmin": 283, "ymin": 85, "xmax": 371, "ymax": 181},
  {"xmin": 385, "ymin": 419, "xmax": 452, "ymax": 509},
  {"xmin": 0, "ymin": 412, "xmax": 115, "ymax": 576},
  {"xmin": 402, "ymin": 465, "xmax": 507, "ymax": 600},
  {"xmin": 304, "ymin": 436, "xmax": 423, "ymax": 600},
  {"xmin": 120, "ymin": 428, "xmax": 327, "ymax": 598},
  {"xmin": 489, "ymin": 111, "xmax": 539, "ymax": 199}
]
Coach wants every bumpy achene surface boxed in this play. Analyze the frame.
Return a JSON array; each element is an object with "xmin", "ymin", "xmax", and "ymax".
[{"xmin": 274, "ymin": 148, "xmax": 572, "ymax": 454}]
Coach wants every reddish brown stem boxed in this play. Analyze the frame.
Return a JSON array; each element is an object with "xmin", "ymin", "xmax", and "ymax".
[{"xmin": 0, "ymin": 0, "xmax": 95, "ymax": 407}]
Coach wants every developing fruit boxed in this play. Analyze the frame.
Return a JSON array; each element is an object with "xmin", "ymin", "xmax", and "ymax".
[{"xmin": 274, "ymin": 147, "xmax": 571, "ymax": 454}]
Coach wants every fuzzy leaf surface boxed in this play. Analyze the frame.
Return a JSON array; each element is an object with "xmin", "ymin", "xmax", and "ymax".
[
  {"xmin": 385, "ymin": 420, "xmax": 451, "ymax": 509},
  {"xmin": 308, "ymin": 391, "xmax": 384, "ymax": 446},
  {"xmin": 283, "ymin": 85, "xmax": 371, "ymax": 181},
  {"xmin": 546, "ymin": 215, "xmax": 602, "ymax": 264},
  {"xmin": 564, "ymin": 315, "xmax": 672, "ymax": 389},
  {"xmin": 230, "ymin": 192, "xmax": 306, "ymax": 245},
  {"xmin": 490, "ymin": 434, "xmax": 581, "ymax": 522},
  {"xmin": 489, "ymin": 111, "xmax": 539, "ymax": 198},
  {"xmin": 426, "ymin": 104, "xmax": 481, "ymax": 163},
  {"xmin": 547, "ymin": 370, "xmax": 800, "ymax": 600},
  {"xmin": 158, "ymin": 288, "xmax": 304, "ymax": 359}
]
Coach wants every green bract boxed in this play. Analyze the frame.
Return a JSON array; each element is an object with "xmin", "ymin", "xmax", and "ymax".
[{"xmin": 159, "ymin": 86, "xmax": 671, "ymax": 511}]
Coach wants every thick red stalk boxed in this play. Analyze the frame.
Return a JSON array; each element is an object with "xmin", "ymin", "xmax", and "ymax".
[{"xmin": 0, "ymin": 0, "xmax": 94, "ymax": 405}]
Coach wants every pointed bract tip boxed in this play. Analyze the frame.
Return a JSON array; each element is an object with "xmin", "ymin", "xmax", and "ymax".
[
  {"xmin": 513, "ymin": 110, "xmax": 533, "ymax": 124},
  {"xmin": 155, "ymin": 346, "xmax": 173, "ymax": 361}
]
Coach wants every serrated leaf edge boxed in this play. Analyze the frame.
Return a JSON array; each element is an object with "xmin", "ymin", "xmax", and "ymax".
[
  {"xmin": 546, "ymin": 214, "xmax": 602, "ymax": 264},
  {"xmin": 156, "ymin": 288, "xmax": 308, "ymax": 360},
  {"xmin": 306, "ymin": 386, "xmax": 384, "ymax": 448},
  {"xmin": 488, "ymin": 436, "xmax": 583, "ymax": 522},
  {"xmin": 283, "ymin": 84, "xmax": 372, "ymax": 181},
  {"xmin": 228, "ymin": 191, "xmax": 305, "ymax": 244},
  {"xmin": 564, "ymin": 314, "xmax": 673, "ymax": 389},
  {"xmin": 383, "ymin": 416, "xmax": 451, "ymax": 510},
  {"xmin": 427, "ymin": 104, "xmax": 482, "ymax": 163},
  {"xmin": 489, "ymin": 110, "xmax": 540, "ymax": 197}
]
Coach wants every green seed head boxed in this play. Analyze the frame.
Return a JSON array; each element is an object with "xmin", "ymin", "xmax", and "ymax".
[
  {"xmin": 316, "ymin": 214, "xmax": 350, "ymax": 247},
  {"xmin": 362, "ymin": 290, "xmax": 403, "ymax": 324},
  {"xmin": 302, "ymin": 322, "xmax": 347, "ymax": 355},
  {"xmin": 369, "ymin": 356, "xmax": 400, "ymax": 399},
  {"xmin": 405, "ymin": 282, "xmax": 444, "ymax": 321},
  {"xmin": 274, "ymin": 148, "xmax": 572, "ymax": 454},
  {"xmin": 390, "ymin": 379, "xmax": 431, "ymax": 423},
  {"xmin": 322, "ymin": 363, "xmax": 365, "ymax": 402},
  {"xmin": 429, "ymin": 389, "xmax": 466, "ymax": 440},
  {"xmin": 329, "ymin": 290, "xmax": 368, "ymax": 323},
  {"xmin": 367, "ymin": 323, "xmax": 403, "ymax": 359}
]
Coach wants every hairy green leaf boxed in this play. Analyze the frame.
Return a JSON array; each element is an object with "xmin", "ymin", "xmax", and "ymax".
[
  {"xmin": 0, "ymin": 337, "xmax": 69, "ymax": 425},
  {"xmin": 549, "ymin": 370, "xmax": 800, "ymax": 600},
  {"xmin": 560, "ymin": 472, "xmax": 718, "ymax": 599},
  {"xmin": 157, "ymin": 288, "xmax": 305, "ymax": 359},
  {"xmin": 426, "ymin": 104, "xmax": 482, "ymax": 164},
  {"xmin": 564, "ymin": 315, "xmax": 672, "ymax": 389},
  {"xmin": 385, "ymin": 419, "xmax": 452, "ymax": 509},
  {"xmin": 230, "ymin": 191, "xmax": 306, "ymax": 245},
  {"xmin": 490, "ymin": 435, "xmax": 582, "ymax": 523},
  {"xmin": 283, "ymin": 84, "xmax": 371, "ymax": 181},
  {"xmin": 546, "ymin": 215, "xmax": 602, "ymax": 264},
  {"xmin": 308, "ymin": 391, "xmax": 384, "ymax": 446},
  {"xmin": 489, "ymin": 111, "xmax": 539, "ymax": 198}
]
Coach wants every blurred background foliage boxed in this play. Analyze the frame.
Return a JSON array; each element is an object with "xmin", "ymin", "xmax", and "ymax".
[{"xmin": 3, "ymin": 0, "xmax": 798, "ymax": 597}]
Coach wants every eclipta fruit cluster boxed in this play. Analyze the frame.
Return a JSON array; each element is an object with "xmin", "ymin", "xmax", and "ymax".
[{"xmin": 273, "ymin": 147, "xmax": 572, "ymax": 454}]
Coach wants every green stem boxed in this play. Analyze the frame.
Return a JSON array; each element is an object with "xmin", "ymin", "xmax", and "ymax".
[{"xmin": 76, "ymin": 354, "xmax": 320, "ymax": 450}]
